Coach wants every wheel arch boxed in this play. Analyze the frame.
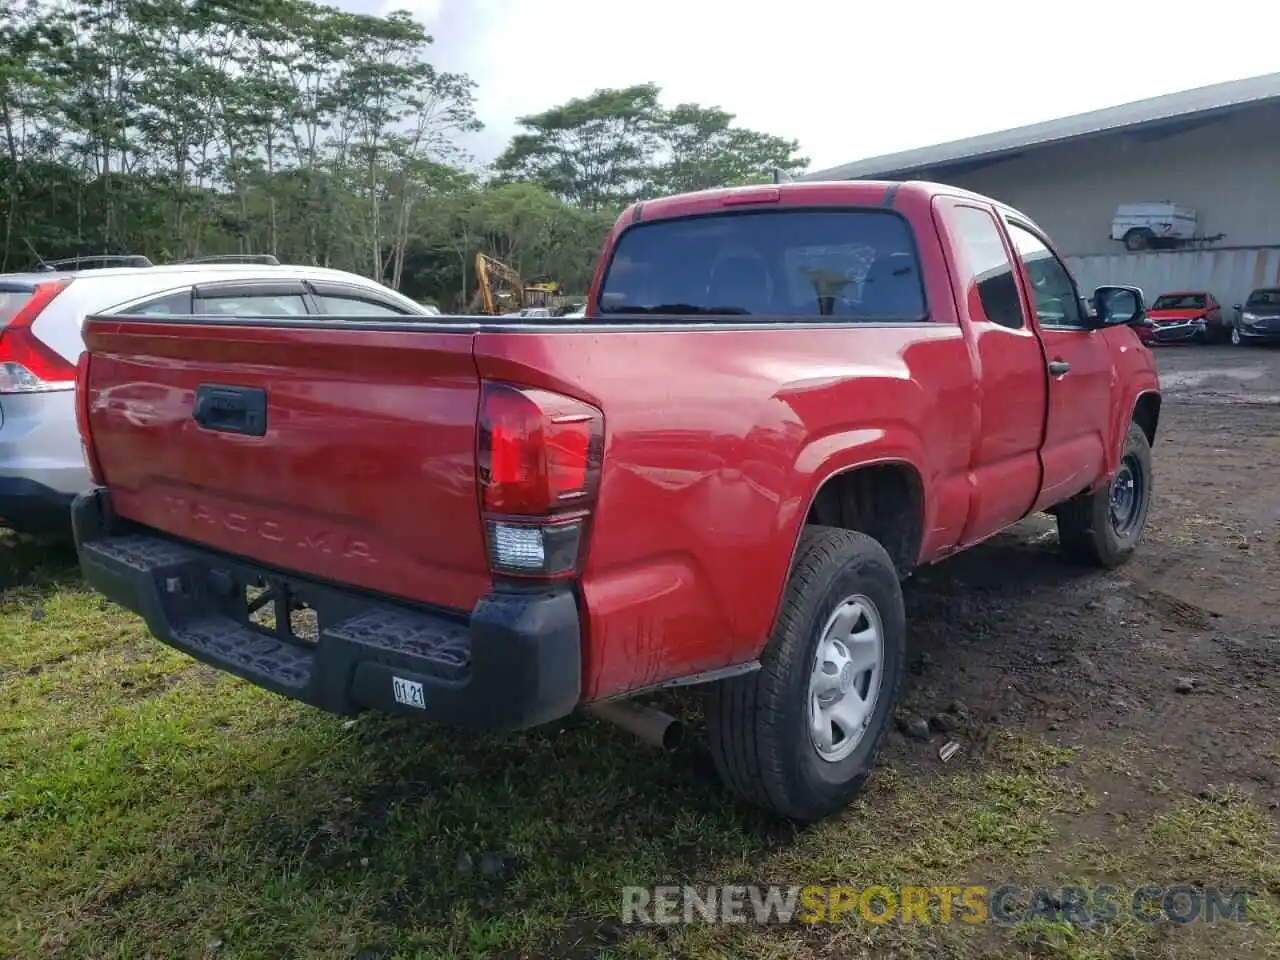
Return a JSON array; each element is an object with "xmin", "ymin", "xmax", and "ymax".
[
  {"xmin": 795, "ymin": 459, "xmax": 926, "ymax": 580},
  {"xmin": 1132, "ymin": 391, "xmax": 1161, "ymax": 446}
]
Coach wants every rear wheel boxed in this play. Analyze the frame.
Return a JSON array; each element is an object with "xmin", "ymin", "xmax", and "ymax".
[
  {"xmin": 1123, "ymin": 228, "xmax": 1153, "ymax": 252},
  {"xmin": 1056, "ymin": 423, "xmax": 1153, "ymax": 568},
  {"xmin": 706, "ymin": 527, "xmax": 905, "ymax": 822}
]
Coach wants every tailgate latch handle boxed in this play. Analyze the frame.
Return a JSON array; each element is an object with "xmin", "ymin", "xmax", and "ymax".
[{"xmin": 192, "ymin": 384, "xmax": 268, "ymax": 437}]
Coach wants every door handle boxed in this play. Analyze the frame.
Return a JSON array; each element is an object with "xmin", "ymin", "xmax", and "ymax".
[
  {"xmin": 193, "ymin": 384, "xmax": 268, "ymax": 436},
  {"xmin": 1048, "ymin": 360, "xmax": 1071, "ymax": 377}
]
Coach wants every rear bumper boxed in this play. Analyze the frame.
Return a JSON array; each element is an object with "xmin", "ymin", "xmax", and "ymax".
[
  {"xmin": 72, "ymin": 489, "xmax": 582, "ymax": 730},
  {"xmin": 0, "ymin": 477, "xmax": 74, "ymax": 534}
]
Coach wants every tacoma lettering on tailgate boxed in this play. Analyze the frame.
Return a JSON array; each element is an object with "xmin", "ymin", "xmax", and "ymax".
[{"xmin": 161, "ymin": 494, "xmax": 378, "ymax": 564}]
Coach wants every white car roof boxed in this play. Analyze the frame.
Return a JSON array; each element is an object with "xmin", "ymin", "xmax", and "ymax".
[
  {"xmin": 2, "ymin": 263, "xmax": 427, "ymax": 366},
  {"xmin": 0, "ymin": 263, "xmax": 392, "ymax": 284}
]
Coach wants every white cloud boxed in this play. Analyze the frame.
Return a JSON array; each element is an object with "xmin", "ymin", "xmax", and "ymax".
[{"xmin": 374, "ymin": 0, "xmax": 1279, "ymax": 174}]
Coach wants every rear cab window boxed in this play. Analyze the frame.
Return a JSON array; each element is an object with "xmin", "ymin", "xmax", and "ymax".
[{"xmin": 598, "ymin": 210, "xmax": 927, "ymax": 320}]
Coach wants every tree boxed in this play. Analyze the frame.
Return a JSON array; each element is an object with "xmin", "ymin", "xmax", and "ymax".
[
  {"xmin": 493, "ymin": 83, "xmax": 661, "ymax": 210},
  {"xmin": 491, "ymin": 84, "xmax": 809, "ymax": 207},
  {"xmin": 0, "ymin": 6, "xmax": 809, "ymax": 308},
  {"xmin": 651, "ymin": 103, "xmax": 807, "ymax": 194}
]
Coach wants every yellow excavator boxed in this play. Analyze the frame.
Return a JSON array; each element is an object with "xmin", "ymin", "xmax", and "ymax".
[{"xmin": 469, "ymin": 253, "xmax": 562, "ymax": 316}]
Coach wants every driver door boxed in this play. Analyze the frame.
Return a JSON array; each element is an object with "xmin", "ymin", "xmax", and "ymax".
[{"xmin": 1003, "ymin": 218, "xmax": 1115, "ymax": 511}]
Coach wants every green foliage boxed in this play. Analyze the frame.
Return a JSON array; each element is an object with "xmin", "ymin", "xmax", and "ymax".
[
  {"xmin": 494, "ymin": 83, "xmax": 663, "ymax": 210},
  {"xmin": 0, "ymin": 1, "xmax": 808, "ymax": 303},
  {"xmin": 494, "ymin": 84, "xmax": 809, "ymax": 208},
  {"xmin": 652, "ymin": 102, "xmax": 808, "ymax": 193}
]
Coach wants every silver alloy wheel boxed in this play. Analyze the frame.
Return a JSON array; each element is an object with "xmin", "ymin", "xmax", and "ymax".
[
  {"xmin": 808, "ymin": 594, "xmax": 885, "ymax": 763},
  {"xmin": 1231, "ymin": 326, "xmax": 1242, "ymax": 346}
]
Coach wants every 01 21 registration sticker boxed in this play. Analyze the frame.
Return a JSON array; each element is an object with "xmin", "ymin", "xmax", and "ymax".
[{"xmin": 392, "ymin": 676, "xmax": 426, "ymax": 710}]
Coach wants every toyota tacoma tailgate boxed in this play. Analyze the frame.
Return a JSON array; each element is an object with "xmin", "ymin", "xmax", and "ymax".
[
  {"xmin": 81, "ymin": 318, "xmax": 490, "ymax": 610},
  {"xmin": 72, "ymin": 315, "xmax": 588, "ymax": 728}
]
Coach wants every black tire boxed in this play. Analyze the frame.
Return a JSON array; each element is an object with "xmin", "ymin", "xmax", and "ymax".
[
  {"xmin": 706, "ymin": 526, "xmax": 906, "ymax": 822},
  {"xmin": 1123, "ymin": 228, "xmax": 1152, "ymax": 252},
  {"xmin": 1056, "ymin": 422, "xmax": 1153, "ymax": 568}
]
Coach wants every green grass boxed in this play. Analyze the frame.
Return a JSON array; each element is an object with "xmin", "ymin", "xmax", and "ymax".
[{"xmin": 1, "ymin": 532, "xmax": 1277, "ymax": 959}]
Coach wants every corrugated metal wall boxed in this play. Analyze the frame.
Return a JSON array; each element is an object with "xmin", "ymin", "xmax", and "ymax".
[
  {"xmin": 1066, "ymin": 247, "xmax": 1280, "ymax": 307},
  {"xmin": 929, "ymin": 104, "xmax": 1280, "ymax": 256}
]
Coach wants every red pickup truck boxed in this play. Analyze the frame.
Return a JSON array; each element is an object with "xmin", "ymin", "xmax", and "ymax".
[{"xmin": 71, "ymin": 181, "xmax": 1160, "ymax": 822}]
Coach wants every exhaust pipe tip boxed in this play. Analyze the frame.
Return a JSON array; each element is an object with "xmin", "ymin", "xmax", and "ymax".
[
  {"xmin": 588, "ymin": 699, "xmax": 683, "ymax": 751},
  {"xmin": 658, "ymin": 718, "xmax": 685, "ymax": 751}
]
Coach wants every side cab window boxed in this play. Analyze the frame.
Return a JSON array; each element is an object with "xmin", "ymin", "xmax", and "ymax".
[
  {"xmin": 944, "ymin": 202, "xmax": 1026, "ymax": 329},
  {"xmin": 1004, "ymin": 221, "xmax": 1086, "ymax": 329}
]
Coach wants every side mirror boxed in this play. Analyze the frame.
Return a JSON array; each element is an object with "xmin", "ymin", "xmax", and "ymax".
[
  {"xmin": 1091, "ymin": 285, "xmax": 1146, "ymax": 327},
  {"xmin": 1233, "ymin": 303, "xmax": 1243, "ymax": 312}
]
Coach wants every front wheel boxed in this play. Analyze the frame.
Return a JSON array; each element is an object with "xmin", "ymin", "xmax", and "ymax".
[
  {"xmin": 706, "ymin": 527, "xmax": 905, "ymax": 822},
  {"xmin": 1056, "ymin": 423, "xmax": 1153, "ymax": 568},
  {"xmin": 1231, "ymin": 325, "xmax": 1245, "ymax": 346}
]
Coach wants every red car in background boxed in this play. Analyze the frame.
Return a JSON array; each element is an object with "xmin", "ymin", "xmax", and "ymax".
[{"xmin": 1138, "ymin": 290, "xmax": 1225, "ymax": 345}]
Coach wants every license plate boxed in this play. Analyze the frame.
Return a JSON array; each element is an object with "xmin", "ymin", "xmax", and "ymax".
[{"xmin": 392, "ymin": 676, "xmax": 426, "ymax": 710}]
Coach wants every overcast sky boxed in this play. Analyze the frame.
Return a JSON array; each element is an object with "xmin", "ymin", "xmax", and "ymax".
[{"xmin": 352, "ymin": 0, "xmax": 1276, "ymax": 175}]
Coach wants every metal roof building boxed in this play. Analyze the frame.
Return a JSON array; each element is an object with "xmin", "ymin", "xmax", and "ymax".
[
  {"xmin": 803, "ymin": 72, "xmax": 1280, "ymax": 185},
  {"xmin": 802, "ymin": 74, "xmax": 1280, "ymax": 304}
]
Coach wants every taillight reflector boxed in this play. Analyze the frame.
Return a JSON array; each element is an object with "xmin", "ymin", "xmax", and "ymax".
[
  {"xmin": 0, "ymin": 280, "xmax": 75, "ymax": 393},
  {"xmin": 75, "ymin": 349, "xmax": 104, "ymax": 485},
  {"xmin": 477, "ymin": 382, "xmax": 604, "ymax": 579}
]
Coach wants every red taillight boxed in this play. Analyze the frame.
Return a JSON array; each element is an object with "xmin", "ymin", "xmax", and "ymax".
[
  {"xmin": 75, "ymin": 350, "xmax": 104, "ymax": 485},
  {"xmin": 0, "ymin": 280, "xmax": 75, "ymax": 394},
  {"xmin": 477, "ymin": 382, "xmax": 603, "ymax": 579}
]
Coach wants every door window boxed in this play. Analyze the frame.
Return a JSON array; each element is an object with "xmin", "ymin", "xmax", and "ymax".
[
  {"xmin": 313, "ymin": 294, "xmax": 409, "ymax": 317},
  {"xmin": 196, "ymin": 294, "xmax": 310, "ymax": 316},
  {"xmin": 1006, "ymin": 222, "xmax": 1086, "ymax": 329}
]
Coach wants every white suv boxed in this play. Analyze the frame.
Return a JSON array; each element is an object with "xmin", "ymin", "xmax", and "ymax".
[{"xmin": 0, "ymin": 258, "xmax": 434, "ymax": 535}]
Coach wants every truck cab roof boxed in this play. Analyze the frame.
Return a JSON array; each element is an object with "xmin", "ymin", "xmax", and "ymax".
[{"xmin": 621, "ymin": 180, "xmax": 1046, "ymax": 234}]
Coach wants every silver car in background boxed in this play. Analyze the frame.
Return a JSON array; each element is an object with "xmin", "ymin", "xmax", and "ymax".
[{"xmin": 0, "ymin": 257, "xmax": 434, "ymax": 534}]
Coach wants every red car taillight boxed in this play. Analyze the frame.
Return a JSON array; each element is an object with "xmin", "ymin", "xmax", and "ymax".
[
  {"xmin": 0, "ymin": 280, "xmax": 75, "ymax": 394},
  {"xmin": 75, "ymin": 349, "xmax": 105, "ymax": 485},
  {"xmin": 477, "ymin": 382, "xmax": 604, "ymax": 580}
]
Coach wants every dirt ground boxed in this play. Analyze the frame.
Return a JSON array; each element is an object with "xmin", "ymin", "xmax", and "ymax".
[{"xmin": 895, "ymin": 342, "xmax": 1280, "ymax": 829}]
